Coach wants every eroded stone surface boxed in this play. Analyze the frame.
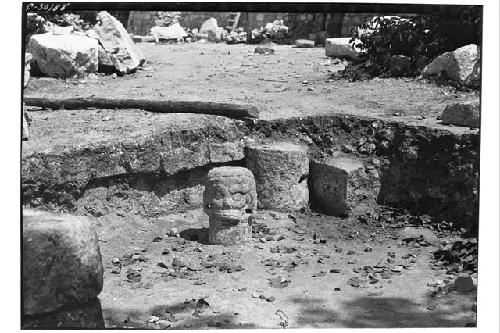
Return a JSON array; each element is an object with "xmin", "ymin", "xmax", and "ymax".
[
  {"xmin": 27, "ymin": 33, "xmax": 98, "ymax": 78},
  {"xmin": 204, "ymin": 166, "xmax": 257, "ymax": 245},
  {"xmin": 93, "ymin": 11, "xmax": 145, "ymax": 74},
  {"xmin": 441, "ymin": 100, "xmax": 480, "ymax": 128},
  {"xmin": 422, "ymin": 44, "xmax": 480, "ymax": 87},
  {"xmin": 23, "ymin": 210, "xmax": 103, "ymax": 315},
  {"xmin": 310, "ymin": 156, "xmax": 379, "ymax": 216},
  {"xmin": 246, "ymin": 142, "xmax": 309, "ymax": 212}
]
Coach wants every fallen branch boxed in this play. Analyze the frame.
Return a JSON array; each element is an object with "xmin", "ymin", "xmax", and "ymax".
[{"xmin": 23, "ymin": 97, "xmax": 260, "ymax": 120}]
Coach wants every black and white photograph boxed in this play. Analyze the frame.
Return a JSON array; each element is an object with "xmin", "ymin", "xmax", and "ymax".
[{"xmin": 6, "ymin": 0, "xmax": 499, "ymax": 331}]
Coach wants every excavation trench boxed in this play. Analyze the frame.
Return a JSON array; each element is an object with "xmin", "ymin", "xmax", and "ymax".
[
  {"xmin": 21, "ymin": 111, "xmax": 479, "ymax": 328},
  {"xmin": 22, "ymin": 112, "xmax": 479, "ymax": 230}
]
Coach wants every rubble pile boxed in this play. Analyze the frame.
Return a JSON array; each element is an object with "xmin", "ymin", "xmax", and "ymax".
[
  {"xmin": 248, "ymin": 20, "xmax": 289, "ymax": 44},
  {"xmin": 26, "ymin": 11, "xmax": 145, "ymax": 78}
]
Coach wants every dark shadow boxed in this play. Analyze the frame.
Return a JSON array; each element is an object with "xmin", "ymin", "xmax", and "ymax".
[
  {"xmin": 290, "ymin": 294, "xmax": 476, "ymax": 328},
  {"xmin": 338, "ymin": 296, "xmax": 475, "ymax": 328},
  {"xmin": 289, "ymin": 297, "xmax": 339, "ymax": 327},
  {"xmin": 22, "ymin": 298, "xmax": 104, "ymax": 329},
  {"xmin": 180, "ymin": 227, "xmax": 210, "ymax": 245}
]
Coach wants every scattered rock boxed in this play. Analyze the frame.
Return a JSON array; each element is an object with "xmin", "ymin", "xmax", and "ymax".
[
  {"xmin": 255, "ymin": 46, "xmax": 275, "ymax": 54},
  {"xmin": 454, "ymin": 274, "xmax": 475, "ymax": 292},
  {"xmin": 126, "ymin": 268, "xmax": 141, "ymax": 283},
  {"xmin": 440, "ymin": 100, "xmax": 480, "ymax": 128}
]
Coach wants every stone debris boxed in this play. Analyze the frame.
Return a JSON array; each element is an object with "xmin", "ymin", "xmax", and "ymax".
[
  {"xmin": 249, "ymin": 20, "xmax": 289, "ymax": 44},
  {"xmin": 93, "ymin": 11, "xmax": 145, "ymax": 74},
  {"xmin": 422, "ymin": 44, "xmax": 480, "ymax": 87},
  {"xmin": 27, "ymin": 33, "xmax": 98, "ymax": 78},
  {"xmin": 440, "ymin": 100, "xmax": 480, "ymax": 128},
  {"xmin": 246, "ymin": 142, "xmax": 309, "ymax": 211},
  {"xmin": 22, "ymin": 210, "xmax": 103, "ymax": 316}
]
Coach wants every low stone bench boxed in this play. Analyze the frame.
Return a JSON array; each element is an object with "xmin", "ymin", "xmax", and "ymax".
[
  {"xmin": 245, "ymin": 142, "xmax": 309, "ymax": 212},
  {"xmin": 203, "ymin": 166, "xmax": 257, "ymax": 245},
  {"xmin": 310, "ymin": 157, "xmax": 379, "ymax": 217},
  {"xmin": 22, "ymin": 210, "xmax": 104, "ymax": 328}
]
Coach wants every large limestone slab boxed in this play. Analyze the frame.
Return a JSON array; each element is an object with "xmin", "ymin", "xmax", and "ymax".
[
  {"xmin": 23, "ymin": 210, "xmax": 103, "ymax": 315},
  {"xmin": 246, "ymin": 142, "xmax": 309, "ymax": 212},
  {"xmin": 27, "ymin": 33, "xmax": 98, "ymax": 78},
  {"xmin": 93, "ymin": 11, "xmax": 145, "ymax": 74},
  {"xmin": 310, "ymin": 157, "xmax": 379, "ymax": 216},
  {"xmin": 422, "ymin": 44, "xmax": 480, "ymax": 87}
]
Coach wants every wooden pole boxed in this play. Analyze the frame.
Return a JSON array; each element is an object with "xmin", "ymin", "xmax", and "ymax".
[{"xmin": 23, "ymin": 97, "xmax": 260, "ymax": 120}]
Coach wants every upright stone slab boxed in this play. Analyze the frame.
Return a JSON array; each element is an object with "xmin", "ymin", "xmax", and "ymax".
[
  {"xmin": 203, "ymin": 166, "xmax": 257, "ymax": 245},
  {"xmin": 23, "ymin": 210, "xmax": 103, "ymax": 316},
  {"xmin": 93, "ymin": 11, "xmax": 145, "ymax": 74},
  {"xmin": 246, "ymin": 142, "xmax": 309, "ymax": 211},
  {"xmin": 310, "ymin": 157, "xmax": 379, "ymax": 216}
]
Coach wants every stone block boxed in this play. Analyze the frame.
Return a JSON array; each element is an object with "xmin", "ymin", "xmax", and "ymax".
[
  {"xmin": 295, "ymin": 39, "xmax": 315, "ymax": 48},
  {"xmin": 27, "ymin": 33, "xmax": 98, "ymax": 78},
  {"xmin": 441, "ymin": 100, "xmax": 480, "ymax": 128},
  {"xmin": 310, "ymin": 157, "xmax": 379, "ymax": 216},
  {"xmin": 246, "ymin": 142, "xmax": 309, "ymax": 211},
  {"xmin": 203, "ymin": 166, "xmax": 257, "ymax": 245},
  {"xmin": 23, "ymin": 210, "xmax": 103, "ymax": 315},
  {"xmin": 422, "ymin": 44, "xmax": 480, "ymax": 87},
  {"xmin": 325, "ymin": 38, "xmax": 361, "ymax": 59}
]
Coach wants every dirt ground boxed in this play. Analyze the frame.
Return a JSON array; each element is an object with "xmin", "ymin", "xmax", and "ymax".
[
  {"xmin": 96, "ymin": 208, "xmax": 476, "ymax": 329},
  {"xmin": 24, "ymin": 43, "xmax": 478, "ymax": 152},
  {"xmin": 22, "ymin": 42, "xmax": 478, "ymax": 328}
]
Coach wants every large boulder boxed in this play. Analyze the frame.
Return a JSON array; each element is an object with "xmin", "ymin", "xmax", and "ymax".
[
  {"xmin": 93, "ymin": 11, "xmax": 145, "ymax": 74},
  {"xmin": 27, "ymin": 34, "xmax": 98, "ymax": 78},
  {"xmin": 199, "ymin": 18, "xmax": 218, "ymax": 41},
  {"xmin": 422, "ymin": 44, "xmax": 480, "ymax": 87},
  {"xmin": 325, "ymin": 38, "xmax": 361, "ymax": 59},
  {"xmin": 23, "ymin": 210, "xmax": 103, "ymax": 316},
  {"xmin": 440, "ymin": 100, "xmax": 480, "ymax": 128}
]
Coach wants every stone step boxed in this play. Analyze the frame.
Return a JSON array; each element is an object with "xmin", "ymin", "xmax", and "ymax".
[{"xmin": 309, "ymin": 156, "xmax": 380, "ymax": 217}]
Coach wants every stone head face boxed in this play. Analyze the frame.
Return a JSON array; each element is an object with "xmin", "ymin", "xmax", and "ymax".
[{"xmin": 203, "ymin": 166, "xmax": 257, "ymax": 220}]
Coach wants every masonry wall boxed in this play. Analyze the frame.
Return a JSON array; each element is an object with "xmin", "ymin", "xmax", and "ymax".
[{"xmin": 126, "ymin": 11, "xmax": 382, "ymax": 39}]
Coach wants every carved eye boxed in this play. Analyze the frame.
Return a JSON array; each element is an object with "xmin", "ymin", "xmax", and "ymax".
[{"xmin": 245, "ymin": 208, "xmax": 253, "ymax": 214}]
